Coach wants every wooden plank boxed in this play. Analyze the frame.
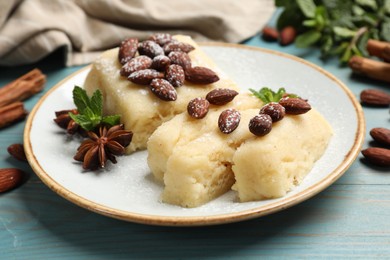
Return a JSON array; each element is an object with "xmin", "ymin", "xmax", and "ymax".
[{"xmin": 0, "ymin": 182, "xmax": 389, "ymax": 259}]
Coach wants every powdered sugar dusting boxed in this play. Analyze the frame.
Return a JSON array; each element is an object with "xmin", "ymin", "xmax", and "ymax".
[{"xmin": 218, "ymin": 109, "xmax": 241, "ymax": 134}]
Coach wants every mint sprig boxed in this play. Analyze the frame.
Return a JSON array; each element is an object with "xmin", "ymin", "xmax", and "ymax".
[
  {"xmin": 249, "ymin": 87, "xmax": 298, "ymax": 104},
  {"xmin": 69, "ymin": 86, "xmax": 120, "ymax": 131},
  {"xmin": 276, "ymin": 0, "xmax": 390, "ymax": 63}
]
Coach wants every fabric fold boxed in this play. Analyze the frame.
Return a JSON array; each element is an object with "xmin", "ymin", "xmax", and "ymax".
[{"xmin": 0, "ymin": 0, "xmax": 274, "ymax": 66}]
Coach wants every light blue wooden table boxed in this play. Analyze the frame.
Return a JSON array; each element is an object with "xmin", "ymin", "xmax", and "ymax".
[{"xmin": 1, "ymin": 14, "xmax": 390, "ymax": 259}]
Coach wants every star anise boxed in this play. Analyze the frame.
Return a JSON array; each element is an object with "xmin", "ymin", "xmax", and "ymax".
[
  {"xmin": 54, "ymin": 109, "xmax": 85, "ymax": 135},
  {"xmin": 73, "ymin": 124, "xmax": 133, "ymax": 170}
]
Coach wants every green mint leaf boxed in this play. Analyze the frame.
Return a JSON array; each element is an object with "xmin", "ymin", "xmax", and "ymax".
[
  {"xmin": 69, "ymin": 113, "xmax": 95, "ymax": 131},
  {"xmin": 357, "ymin": 31, "xmax": 370, "ymax": 56},
  {"xmin": 380, "ymin": 21, "xmax": 390, "ymax": 42},
  {"xmin": 333, "ymin": 27, "xmax": 356, "ymax": 38},
  {"xmin": 261, "ymin": 88, "xmax": 274, "ymax": 103},
  {"xmin": 101, "ymin": 115, "xmax": 121, "ymax": 127},
  {"xmin": 70, "ymin": 86, "xmax": 121, "ymax": 131},
  {"xmin": 295, "ymin": 30, "xmax": 322, "ymax": 48},
  {"xmin": 72, "ymin": 86, "xmax": 90, "ymax": 114},
  {"xmin": 274, "ymin": 88, "xmax": 287, "ymax": 101},
  {"xmin": 297, "ymin": 0, "xmax": 316, "ymax": 18},
  {"xmin": 276, "ymin": 6, "xmax": 304, "ymax": 31},
  {"xmin": 352, "ymin": 5, "xmax": 365, "ymax": 16},
  {"xmin": 83, "ymin": 107, "xmax": 101, "ymax": 128},
  {"xmin": 355, "ymin": 0, "xmax": 377, "ymax": 11},
  {"xmin": 90, "ymin": 89, "xmax": 103, "ymax": 117},
  {"xmin": 303, "ymin": 19, "xmax": 317, "ymax": 27},
  {"xmin": 250, "ymin": 87, "xmax": 295, "ymax": 104},
  {"xmin": 329, "ymin": 42, "xmax": 349, "ymax": 56},
  {"xmin": 321, "ymin": 36, "xmax": 333, "ymax": 57},
  {"xmin": 385, "ymin": 0, "xmax": 390, "ymax": 14},
  {"xmin": 249, "ymin": 88, "xmax": 266, "ymax": 102},
  {"xmin": 351, "ymin": 45, "xmax": 362, "ymax": 56},
  {"xmin": 340, "ymin": 47, "xmax": 352, "ymax": 64}
]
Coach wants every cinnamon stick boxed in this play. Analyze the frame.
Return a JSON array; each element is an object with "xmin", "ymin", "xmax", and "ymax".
[
  {"xmin": 0, "ymin": 102, "xmax": 28, "ymax": 129},
  {"xmin": 0, "ymin": 69, "xmax": 46, "ymax": 107},
  {"xmin": 366, "ymin": 39, "xmax": 390, "ymax": 61},
  {"xmin": 349, "ymin": 55, "xmax": 390, "ymax": 83}
]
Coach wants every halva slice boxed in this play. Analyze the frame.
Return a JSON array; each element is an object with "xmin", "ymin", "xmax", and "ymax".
[
  {"xmin": 84, "ymin": 35, "xmax": 238, "ymax": 153},
  {"xmin": 147, "ymin": 95, "xmax": 332, "ymax": 207},
  {"xmin": 231, "ymin": 108, "xmax": 332, "ymax": 202}
]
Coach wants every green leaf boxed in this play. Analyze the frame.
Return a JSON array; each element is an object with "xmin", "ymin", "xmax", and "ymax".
[
  {"xmin": 340, "ymin": 47, "xmax": 352, "ymax": 64},
  {"xmin": 357, "ymin": 31, "xmax": 370, "ymax": 56},
  {"xmin": 297, "ymin": 0, "xmax": 316, "ymax": 18},
  {"xmin": 355, "ymin": 0, "xmax": 377, "ymax": 10},
  {"xmin": 370, "ymin": 28, "xmax": 380, "ymax": 40},
  {"xmin": 363, "ymin": 13, "xmax": 379, "ymax": 26},
  {"xmin": 351, "ymin": 45, "xmax": 363, "ymax": 56},
  {"xmin": 101, "ymin": 115, "xmax": 121, "ymax": 127},
  {"xmin": 352, "ymin": 5, "xmax": 365, "ymax": 16},
  {"xmin": 72, "ymin": 86, "xmax": 90, "ymax": 114},
  {"xmin": 70, "ymin": 86, "xmax": 121, "ymax": 131},
  {"xmin": 249, "ymin": 87, "xmax": 297, "ymax": 104},
  {"xmin": 385, "ymin": 0, "xmax": 390, "ymax": 14},
  {"xmin": 90, "ymin": 90, "xmax": 103, "ymax": 117},
  {"xmin": 380, "ymin": 21, "xmax": 390, "ymax": 41},
  {"xmin": 329, "ymin": 42, "xmax": 349, "ymax": 56},
  {"xmin": 276, "ymin": 6, "xmax": 305, "ymax": 31},
  {"xmin": 69, "ymin": 113, "xmax": 94, "ymax": 131},
  {"xmin": 295, "ymin": 30, "xmax": 322, "ymax": 48},
  {"xmin": 333, "ymin": 26, "xmax": 356, "ymax": 38},
  {"xmin": 303, "ymin": 19, "xmax": 317, "ymax": 27},
  {"xmin": 274, "ymin": 88, "xmax": 287, "ymax": 101},
  {"xmin": 321, "ymin": 36, "xmax": 333, "ymax": 57}
]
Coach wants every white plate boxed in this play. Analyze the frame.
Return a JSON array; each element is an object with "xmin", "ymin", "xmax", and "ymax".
[{"xmin": 24, "ymin": 43, "xmax": 365, "ymax": 226}]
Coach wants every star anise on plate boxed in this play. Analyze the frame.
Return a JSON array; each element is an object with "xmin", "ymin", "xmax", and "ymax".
[
  {"xmin": 54, "ymin": 109, "xmax": 84, "ymax": 135},
  {"xmin": 74, "ymin": 124, "xmax": 133, "ymax": 170}
]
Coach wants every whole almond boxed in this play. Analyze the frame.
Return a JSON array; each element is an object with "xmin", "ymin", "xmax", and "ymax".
[
  {"xmin": 260, "ymin": 102, "xmax": 285, "ymax": 122},
  {"xmin": 262, "ymin": 27, "xmax": 279, "ymax": 41},
  {"xmin": 370, "ymin": 128, "xmax": 390, "ymax": 146},
  {"xmin": 218, "ymin": 109, "xmax": 241, "ymax": 134},
  {"xmin": 206, "ymin": 88, "xmax": 238, "ymax": 105},
  {"xmin": 118, "ymin": 38, "xmax": 138, "ymax": 65},
  {"xmin": 149, "ymin": 78, "xmax": 177, "ymax": 101},
  {"xmin": 120, "ymin": 55, "xmax": 152, "ymax": 77},
  {"xmin": 138, "ymin": 40, "xmax": 164, "ymax": 58},
  {"xmin": 280, "ymin": 26, "xmax": 296, "ymax": 46},
  {"xmin": 360, "ymin": 89, "xmax": 390, "ymax": 106},
  {"xmin": 168, "ymin": 51, "xmax": 192, "ymax": 70},
  {"xmin": 185, "ymin": 66, "xmax": 219, "ymax": 84},
  {"xmin": 0, "ymin": 168, "xmax": 25, "ymax": 193},
  {"xmin": 128, "ymin": 69, "xmax": 164, "ymax": 85},
  {"xmin": 187, "ymin": 97, "xmax": 210, "ymax": 119},
  {"xmin": 166, "ymin": 64, "xmax": 185, "ymax": 87},
  {"xmin": 149, "ymin": 33, "xmax": 173, "ymax": 46},
  {"xmin": 361, "ymin": 147, "xmax": 390, "ymax": 167},
  {"xmin": 249, "ymin": 114, "xmax": 273, "ymax": 136},
  {"xmin": 7, "ymin": 143, "xmax": 27, "ymax": 162},
  {"xmin": 151, "ymin": 55, "xmax": 171, "ymax": 71},
  {"xmin": 163, "ymin": 41, "xmax": 195, "ymax": 54},
  {"xmin": 279, "ymin": 97, "xmax": 311, "ymax": 115}
]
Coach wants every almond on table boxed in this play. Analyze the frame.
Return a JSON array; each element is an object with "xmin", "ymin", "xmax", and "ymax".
[{"xmin": 0, "ymin": 168, "xmax": 26, "ymax": 193}]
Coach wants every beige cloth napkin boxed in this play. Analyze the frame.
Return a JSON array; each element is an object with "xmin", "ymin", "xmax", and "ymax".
[{"xmin": 0, "ymin": 0, "xmax": 274, "ymax": 67}]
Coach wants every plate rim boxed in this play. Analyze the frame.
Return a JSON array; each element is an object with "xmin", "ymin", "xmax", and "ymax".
[{"xmin": 24, "ymin": 42, "xmax": 366, "ymax": 226}]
